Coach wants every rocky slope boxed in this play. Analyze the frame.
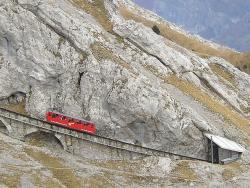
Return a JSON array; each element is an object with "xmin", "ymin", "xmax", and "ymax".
[
  {"xmin": 0, "ymin": 0, "xmax": 250, "ymax": 187},
  {"xmin": 134, "ymin": 0, "xmax": 250, "ymax": 52},
  {"xmin": 0, "ymin": 0, "xmax": 250, "ymax": 186},
  {"xmin": 2, "ymin": 131, "xmax": 250, "ymax": 187},
  {"xmin": 0, "ymin": 0, "xmax": 250, "ymax": 158}
]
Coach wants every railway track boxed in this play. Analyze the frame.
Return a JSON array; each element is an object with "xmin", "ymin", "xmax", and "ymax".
[{"xmin": 0, "ymin": 107, "xmax": 208, "ymax": 162}]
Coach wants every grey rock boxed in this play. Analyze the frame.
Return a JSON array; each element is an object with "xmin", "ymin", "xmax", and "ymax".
[{"xmin": 0, "ymin": 0, "xmax": 249, "ymax": 159}]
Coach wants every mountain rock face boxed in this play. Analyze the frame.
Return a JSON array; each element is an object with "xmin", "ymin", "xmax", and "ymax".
[
  {"xmin": 0, "ymin": 0, "xmax": 250, "ymax": 161},
  {"xmin": 134, "ymin": 0, "xmax": 250, "ymax": 52}
]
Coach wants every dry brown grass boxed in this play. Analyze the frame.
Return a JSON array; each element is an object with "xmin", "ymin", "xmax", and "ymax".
[
  {"xmin": 209, "ymin": 63, "xmax": 236, "ymax": 86},
  {"xmin": 170, "ymin": 161, "xmax": 198, "ymax": 183},
  {"xmin": 143, "ymin": 64, "xmax": 162, "ymax": 78},
  {"xmin": 88, "ymin": 159, "xmax": 160, "ymax": 186},
  {"xmin": 0, "ymin": 101, "xmax": 28, "ymax": 115},
  {"xmin": 222, "ymin": 162, "xmax": 245, "ymax": 181},
  {"xmin": 118, "ymin": 6, "xmax": 250, "ymax": 74},
  {"xmin": 240, "ymin": 105, "xmax": 250, "ymax": 114},
  {"xmin": 91, "ymin": 42, "xmax": 133, "ymax": 71},
  {"xmin": 31, "ymin": 172, "xmax": 63, "ymax": 188},
  {"xmin": 0, "ymin": 174, "xmax": 21, "ymax": 188},
  {"xmin": 91, "ymin": 159, "xmax": 133, "ymax": 172},
  {"xmin": 222, "ymin": 169, "xmax": 235, "ymax": 181},
  {"xmin": 165, "ymin": 75, "xmax": 250, "ymax": 142},
  {"xmin": 71, "ymin": 0, "xmax": 113, "ymax": 32},
  {"xmin": 81, "ymin": 173, "xmax": 114, "ymax": 188},
  {"xmin": 25, "ymin": 147, "xmax": 82, "ymax": 188}
]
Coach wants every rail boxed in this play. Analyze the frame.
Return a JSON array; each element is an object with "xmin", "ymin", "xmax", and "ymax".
[{"xmin": 0, "ymin": 107, "xmax": 208, "ymax": 162}]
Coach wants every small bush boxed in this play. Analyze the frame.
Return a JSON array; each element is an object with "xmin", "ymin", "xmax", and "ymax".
[
  {"xmin": 152, "ymin": 25, "xmax": 160, "ymax": 35},
  {"xmin": 119, "ymin": 6, "xmax": 250, "ymax": 74}
]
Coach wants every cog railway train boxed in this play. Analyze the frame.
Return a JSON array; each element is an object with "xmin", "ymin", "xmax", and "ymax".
[{"xmin": 46, "ymin": 111, "xmax": 96, "ymax": 134}]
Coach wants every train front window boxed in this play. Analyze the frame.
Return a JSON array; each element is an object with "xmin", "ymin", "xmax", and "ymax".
[{"xmin": 52, "ymin": 114, "xmax": 58, "ymax": 118}]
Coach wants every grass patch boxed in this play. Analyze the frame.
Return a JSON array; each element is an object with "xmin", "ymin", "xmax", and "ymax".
[
  {"xmin": 142, "ymin": 63, "xmax": 166, "ymax": 81},
  {"xmin": 165, "ymin": 75, "xmax": 250, "ymax": 143},
  {"xmin": 209, "ymin": 63, "xmax": 236, "ymax": 86},
  {"xmin": 90, "ymin": 159, "xmax": 143, "ymax": 174},
  {"xmin": 118, "ymin": 6, "xmax": 250, "ymax": 74},
  {"xmin": 123, "ymin": 174, "xmax": 159, "ymax": 186},
  {"xmin": 170, "ymin": 161, "xmax": 198, "ymax": 183},
  {"xmin": 222, "ymin": 169, "xmax": 235, "ymax": 181},
  {"xmin": 87, "ymin": 159, "xmax": 161, "ymax": 186},
  {"xmin": 0, "ymin": 101, "xmax": 28, "ymax": 115},
  {"xmin": 240, "ymin": 105, "xmax": 250, "ymax": 114},
  {"xmin": 0, "ymin": 174, "xmax": 21, "ymax": 188},
  {"xmin": 143, "ymin": 64, "xmax": 161, "ymax": 77},
  {"xmin": 91, "ymin": 42, "xmax": 133, "ymax": 71},
  {"xmin": 71, "ymin": 0, "xmax": 113, "ymax": 32},
  {"xmin": 82, "ymin": 173, "xmax": 114, "ymax": 188},
  {"xmin": 52, "ymin": 51, "xmax": 62, "ymax": 59},
  {"xmin": 24, "ymin": 147, "xmax": 82, "ymax": 188},
  {"xmin": 222, "ymin": 162, "xmax": 245, "ymax": 181},
  {"xmin": 31, "ymin": 172, "xmax": 62, "ymax": 188}
]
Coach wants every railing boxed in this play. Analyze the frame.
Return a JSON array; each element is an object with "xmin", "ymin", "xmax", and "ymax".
[{"xmin": 0, "ymin": 107, "xmax": 208, "ymax": 162}]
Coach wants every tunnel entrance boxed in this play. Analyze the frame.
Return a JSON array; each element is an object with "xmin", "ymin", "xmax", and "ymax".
[
  {"xmin": 24, "ymin": 131, "xmax": 64, "ymax": 151},
  {"xmin": 205, "ymin": 133, "xmax": 244, "ymax": 164},
  {"xmin": 208, "ymin": 141, "xmax": 219, "ymax": 164}
]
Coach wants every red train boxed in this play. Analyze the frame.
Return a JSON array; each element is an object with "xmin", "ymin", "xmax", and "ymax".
[{"xmin": 46, "ymin": 111, "xmax": 96, "ymax": 134}]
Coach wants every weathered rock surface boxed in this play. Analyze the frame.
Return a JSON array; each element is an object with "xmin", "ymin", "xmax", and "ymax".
[
  {"xmin": 1, "ymin": 131, "xmax": 250, "ymax": 187},
  {"xmin": 0, "ymin": 0, "xmax": 249, "ymax": 160}
]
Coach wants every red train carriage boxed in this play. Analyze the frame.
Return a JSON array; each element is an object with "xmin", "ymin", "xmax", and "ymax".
[{"xmin": 46, "ymin": 111, "xmax": 96, "ymax": 134}]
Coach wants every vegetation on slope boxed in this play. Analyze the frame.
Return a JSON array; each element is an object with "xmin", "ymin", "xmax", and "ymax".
[
  {"xmin": 222, "ymin": 162, "xmax": 246, "ymax": 181},
  {"xmin": 0, "ymin": 101, "xmax": 27, "ymax": 115},
  {"xmin": 170, "ymin": 161, "xmax": 198, "ymax": 183},
  {"xmin": 25, "ymin": 147, "xmax": 82, "ymax": 188},
  {"xmin": 0, "ymin": 174, "xmax": 21, "ymax": 188},
  {"xmin": 118, "ymin": 6, "xmax": 250, "ymax": 74},
  {"xmin": 209, "ymin": 63, "xmax": 236, "ymax": 87},
  {"xmin": 71, "ymin": 0, "xmax": 113, "ymax": 32},
  {"xmin": 165, "ymin": 75, "xmax": 250, "ymax": 143},
  {"xmin": 91, "ymin": 42, "xmax": 133, "ymax": 72}
]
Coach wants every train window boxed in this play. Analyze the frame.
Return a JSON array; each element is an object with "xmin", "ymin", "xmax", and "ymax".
[
  {"xmin": 52, "ymin": 114, "xmax": 57, "ymax": 118},
  {"xmin": 62, "ymin": 116, "xmax": 66, "ymax": 120}
]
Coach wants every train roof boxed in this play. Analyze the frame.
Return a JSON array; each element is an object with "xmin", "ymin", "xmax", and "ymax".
[{"xmin": 48, "ymin": 111, "xmax": 94, "ymax": 124}]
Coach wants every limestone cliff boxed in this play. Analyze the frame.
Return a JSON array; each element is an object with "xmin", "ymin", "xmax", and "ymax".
[{"xmin": 0, "ymin": 0, "xmax": 249, "ymax": 159}]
